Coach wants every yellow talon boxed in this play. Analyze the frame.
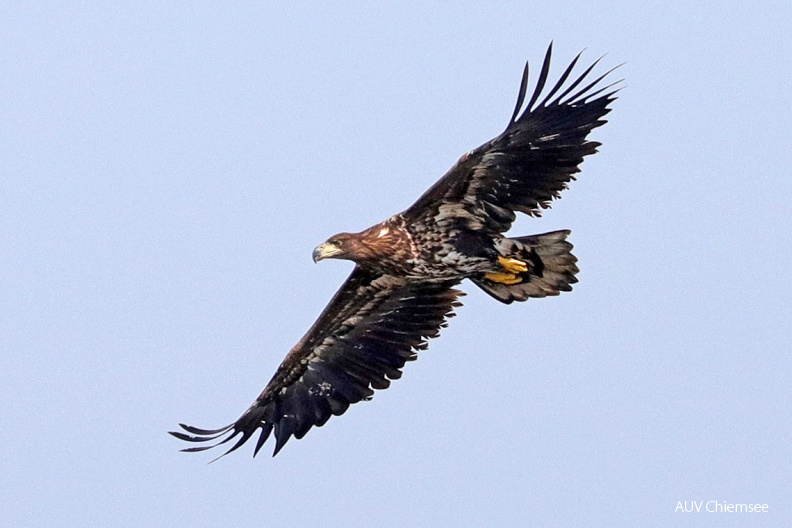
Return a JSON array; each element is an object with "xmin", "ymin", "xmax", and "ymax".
[
  {"xmin": 497, "ymin": 256, "xmax": 528, "ymax": 274},
  {"xmin": 485, "ymin": 271, "xmax": 523, "ymax": 285}
]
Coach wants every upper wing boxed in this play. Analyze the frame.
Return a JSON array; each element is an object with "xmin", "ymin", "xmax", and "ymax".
[
  {"xmin": 170, "ymin": 268, "xmax": 463, "ymax": 458},
  {"xmin": 403, "ymin": 43, "xmax": 621, "ymax": 233}
]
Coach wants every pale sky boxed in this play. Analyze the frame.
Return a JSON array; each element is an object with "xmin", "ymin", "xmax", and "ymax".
[{"xmin": 2, "ymin": 2, "xmax": 790, "ymax": 526}]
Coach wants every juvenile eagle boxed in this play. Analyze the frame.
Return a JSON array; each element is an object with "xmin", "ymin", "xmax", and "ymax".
[{"xmin": 171, "ymin": 44, "xmax": 620, "ymax": 458}]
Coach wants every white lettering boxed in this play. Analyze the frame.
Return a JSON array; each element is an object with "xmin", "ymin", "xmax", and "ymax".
[
  {"xmin": 706, "ymin": 500, "xmax": 769, "ymax": 513},
  {"xmin": 675, "ymin": 501, "xmax": 702, "ymax": 513}
]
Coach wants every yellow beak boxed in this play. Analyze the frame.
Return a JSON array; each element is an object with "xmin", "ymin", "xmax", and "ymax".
[{"xmin": 312, "ymin": 242, "xmax": 343, "ymax": 263}]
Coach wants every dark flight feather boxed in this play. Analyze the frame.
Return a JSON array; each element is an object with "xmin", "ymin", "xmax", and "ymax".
[{"xmin": 524, "ymin": 42, "xmax": 554, "ymax": 113}]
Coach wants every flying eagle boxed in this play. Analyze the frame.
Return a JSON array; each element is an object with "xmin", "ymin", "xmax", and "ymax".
[{"xmin": 171, "ymin": 44, "xmax": 620, "ymax": 458}]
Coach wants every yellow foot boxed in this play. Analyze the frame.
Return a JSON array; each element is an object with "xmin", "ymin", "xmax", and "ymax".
[
  {"xmin": 485, "ymin": 271, "xmax": 523, "ymax": 285},
  {"xmin": 497, "ymin": 256, "xmax": 528, "ymax": 274}
]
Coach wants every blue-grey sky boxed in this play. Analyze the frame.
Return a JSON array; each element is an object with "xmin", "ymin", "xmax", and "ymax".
[{"xmin": 2, "ymin": 2, "xmax": 790, "ymax": 527}]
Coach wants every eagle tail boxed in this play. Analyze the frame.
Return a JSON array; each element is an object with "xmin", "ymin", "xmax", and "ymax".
[{"xmin": 472, "ymin": 230, "xmax": 579, "ymax": 304}]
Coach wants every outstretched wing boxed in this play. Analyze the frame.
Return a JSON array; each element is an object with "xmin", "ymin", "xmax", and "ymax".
[
  {"xmin": 171, "ymin": 268, "xmax": 463, "ymax": 458},
  {"xmin": 403, "ymin": 43, "xmax": 621, "ymax": 233}
]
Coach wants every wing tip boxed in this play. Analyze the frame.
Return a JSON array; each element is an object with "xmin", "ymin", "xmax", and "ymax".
[{"xmin": 507, "ymin": 45, "xmax": 622, "ymax": 128}]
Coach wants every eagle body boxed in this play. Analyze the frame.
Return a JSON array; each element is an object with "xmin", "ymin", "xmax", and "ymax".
[
  {"xmin": 171, "ymin": 44, "xmax": 620, "ymax": 458},
  {"xmin": 316, "ymin": 213, "xmax": 498, "ymax": 280}
]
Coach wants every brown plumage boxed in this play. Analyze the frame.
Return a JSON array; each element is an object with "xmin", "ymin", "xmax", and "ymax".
[{"xmin": 170, "ymin": 44, "xmax": 620, "ymax": 458}]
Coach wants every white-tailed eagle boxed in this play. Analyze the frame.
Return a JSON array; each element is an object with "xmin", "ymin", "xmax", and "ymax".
[{"xmin": 171, "ymin": 44, "xmax": 620, "ymax": 459}]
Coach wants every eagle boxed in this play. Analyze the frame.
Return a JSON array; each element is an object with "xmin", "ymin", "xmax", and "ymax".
[{"xmin": 171, "ymin": 44, "xmax": 620, "ymax": 459}]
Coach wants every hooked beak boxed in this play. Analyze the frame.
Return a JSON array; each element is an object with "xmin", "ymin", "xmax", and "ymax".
[{"xmin": 312, "ymin": 242, "xmax": 342, "ymax": 263}]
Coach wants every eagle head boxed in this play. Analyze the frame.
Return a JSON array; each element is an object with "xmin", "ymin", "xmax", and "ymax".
[
  {"xmin": 313, "ymin": 224, "xmax": 401, "ymax": 265},
  {"xmin": 313, "ymin": 232, "xmax": 364, "ymax": 263}
]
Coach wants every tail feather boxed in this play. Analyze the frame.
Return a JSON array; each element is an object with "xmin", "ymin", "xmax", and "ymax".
[{"xmin": 473, "ymin": 230, "xmax": 579, "ymax": 304}]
